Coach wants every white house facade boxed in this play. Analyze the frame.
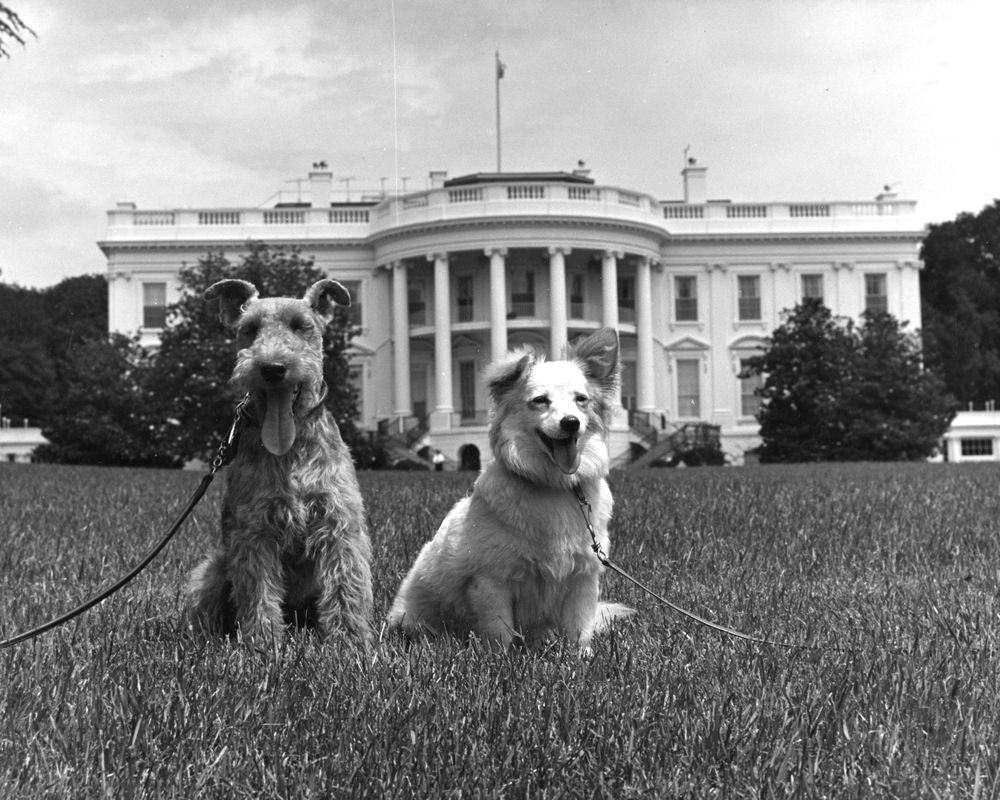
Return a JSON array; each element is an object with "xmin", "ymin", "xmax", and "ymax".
[{"xmin": 99, "ymin": 162, "xmax": 925, "ymax": 466}]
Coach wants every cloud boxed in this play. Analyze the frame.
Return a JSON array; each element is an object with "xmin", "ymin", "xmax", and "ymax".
[{"xmin": 1, "ymin": 0, "xmax": 998, "ymax": 287}]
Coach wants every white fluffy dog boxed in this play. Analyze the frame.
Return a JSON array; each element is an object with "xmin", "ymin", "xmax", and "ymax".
[{"xmin": 388, "ymin": 327, "xmax": 632, "ymax": 652}]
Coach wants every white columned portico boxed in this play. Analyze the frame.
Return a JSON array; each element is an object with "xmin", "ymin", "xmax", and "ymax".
[
  {"xmin": 487, "ymin": 247, "xmax": 508, "ymax": 360},
  {"xmin": 601, "ymin": 250, "xmax": 624, "ymax": 412},
  {"xmin": 548, "ymin": 246, "xmax": 570, "ymax": 357},
  {"xmin": 391, "ymin": 260, "xmax": 412, "ymax": 418},
  {"xmin": 430, "ymin": 252, "xmax": 453, "ymax": 429},
  {"xmin": 635, "ymin": 256, "xmax": 656, "ymax": 412}
]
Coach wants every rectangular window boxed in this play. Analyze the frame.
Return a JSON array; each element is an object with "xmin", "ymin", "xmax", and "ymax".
[
  {"xmin": 617, "ymin": 276, "xmax": 636, "ymax": 323},
  {"xmin": 674, "ymin": 276, "xmax": 698, "ymax": 322},
  {"xmin": 459, "ymin": 360, "xmax": 477, "ymax": 420},
  {"xmin": 456, "ymin": 275, "xmax": 474, "ymax": 322},
  {"xmin": 801, "ymin": 274, "xmax": 824, "ymax": 303},
  {"xmin": 960, "ymin": 438, "xmax": 994, "ymax": 457},
  {"xmin": 865, "ymin": 273, "xmax": 888, "ymax": 315},
  {"xmin": 408, "ymin": 279, "xmax": 426, "ymax": 325},
  {"xmin": 620, "ymin": 361, "xmax": 637, "ymax": 411},
  {"xmin": 739, "ymin": 358, "xmax": 762, "ymax": 418},
  {"xmin": 142, "ymin": 282, "xmax": 167, "ymax": 328},
  {"xmin": 676, "ymin": 359, "xmax": 701, "ymax": 418},
  {"xmin": 410, "ymin": 364, "xmax": 427, "ymax": 419},
  {"xmin": 339, "ymin": 280, "xmax": 362, "ymax": 327},
  {"xmin": 348, "ymin": 364, "xmax": 363, "ymax": 415},
  {"xmin": 737, "ymin": 275, "xmax": 761, "ymax": 321},
  {"xmin": 569, "ymin": 272, "xmax": 585, "ymax": 318},
  {"xmin": 510, "ymin": 270, "xmax": 535, "ymax": 317}
]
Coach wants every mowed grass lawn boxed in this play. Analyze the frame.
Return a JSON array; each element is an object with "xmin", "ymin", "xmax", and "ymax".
[{"xmin": 2, "ymin": 461, "xmax": 1000, "ymax": 798}]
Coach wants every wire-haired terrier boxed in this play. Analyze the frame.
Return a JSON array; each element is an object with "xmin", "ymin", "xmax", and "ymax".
[{"xmin": 188, "ymin": 278, "xmax": 373, "ymax": 645}]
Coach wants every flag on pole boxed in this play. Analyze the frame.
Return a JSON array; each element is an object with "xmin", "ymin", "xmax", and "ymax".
[{"xmin": 496, "ymin": 51, "xmax": 506, "ymax": 79}]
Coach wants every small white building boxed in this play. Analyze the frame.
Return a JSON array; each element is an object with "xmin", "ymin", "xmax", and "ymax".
[
  {"xmin": 0, "ymin": 417, "xmax": 49, "ymax": 464},
  {"xmin": 98, "ymin": 161, "xmax": 925, "ymax": 466},
  {"xmin": 940, "ymin": 407, "xmax": 1000, "ymax": 463}
]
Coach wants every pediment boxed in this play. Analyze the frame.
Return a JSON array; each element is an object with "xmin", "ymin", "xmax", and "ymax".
[
  {"xmin": 664, "ymin": 335, "xmax": 709, "ymax": 352},
  {"xmin": 729, "ymin": 334, "xmax": 768, "ymax": 351}
]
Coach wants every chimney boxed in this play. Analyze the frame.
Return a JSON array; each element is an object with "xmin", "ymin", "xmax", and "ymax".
[
  {"xmin": 682, "ymin": 157, "xmax": 707, "ymax": 204},
  {"xmin": 429, "ymin": 169, "xmax": 448, "ymax": 189},
  {"xmin": 572, "ymin": 159, "xmax": 591, "ymax": 179},
  {"xmin": 309, "ymin": 161, "xmax": 332, "ymax": 208}
]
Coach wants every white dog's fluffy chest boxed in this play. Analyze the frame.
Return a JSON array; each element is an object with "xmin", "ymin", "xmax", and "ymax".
[{"xmin": 469, "ymin": 467, "xmax": 609, "ymax": 576}]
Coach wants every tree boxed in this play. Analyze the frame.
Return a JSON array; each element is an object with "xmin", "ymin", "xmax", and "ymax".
[
  {"xmin": 35, "ymin": 334, "xmax": 170, "ymax": 467},
  {"xmin": 0, "ymin": 281, "xmax": 54, "ymax": 421},
  {"xmin": 0, "ymin": 275, "xmax": 109, "ymax": 425},
  {"xmin": 1, "ymin": 3, "xmax": 33, "ymax": 59},
  {"xmin": 839, "ymin": 311, "xmax": 957, "ymax": 460},
  {"xmin": 143, "ymin": 242, "xmax": 372, "ymax": 466},
  {"xmin": 42, "ymin": 274, "xmax": 109, "ymax": 362},
  {"xmin": 744, "ymin": 300, "xmax": 956, "ymax": 463},
  {"xmin": 920, "ymin": 200, "xmax": 1000, "ymax": 405},
  {"xmin": 744, "ymin": 300, "xmax": 858, "ymax": 462}
]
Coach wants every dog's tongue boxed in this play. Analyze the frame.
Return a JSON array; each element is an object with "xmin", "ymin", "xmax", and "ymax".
[
  {"xmin": 261, "ymin": 386, "xmax": 296, "ymax": 456},
  {"xmin": 551, "ymin": 436, "xmax": 581, "ymax": 475}
]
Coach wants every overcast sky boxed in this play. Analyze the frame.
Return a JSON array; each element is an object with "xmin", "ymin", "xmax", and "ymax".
[{"xmin": 1, "ymin": 0, "xmax": 997, "ymax": 288}]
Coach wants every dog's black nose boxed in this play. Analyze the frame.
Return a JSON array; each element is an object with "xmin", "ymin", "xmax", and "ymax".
[
  {"xmin": 260, "ymin": 363, "xmax": 287, "ymax": 384},
  {"xmin": 560, "ymin": 416, "xmax": 581, "ymax": 434}
]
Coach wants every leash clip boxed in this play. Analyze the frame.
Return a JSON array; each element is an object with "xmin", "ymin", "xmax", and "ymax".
[{"xmin": 211, "ymin": 392, "xmax": 251, "ymax": 473}]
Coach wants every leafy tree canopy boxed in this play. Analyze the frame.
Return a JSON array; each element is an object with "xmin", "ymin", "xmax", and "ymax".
[
  {"xmin": 920, "ymin": 199, "xmax": 1000, "ymax": 404},
  {"xmin": 0, "ymin": 275, "xmax": 107, "ymax": 424},
  {"xmin": 36, "ymin": 335, "xmax": 168, "ymax": 467},
  {"xmin": 744, "ymin": 299, "xmax": 957, "ymax": 463}
]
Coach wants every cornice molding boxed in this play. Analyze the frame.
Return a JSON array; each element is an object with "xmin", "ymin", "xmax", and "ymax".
[{"xmin": 366, "ymin": 215, "xmax": 669, "ymax": 247}]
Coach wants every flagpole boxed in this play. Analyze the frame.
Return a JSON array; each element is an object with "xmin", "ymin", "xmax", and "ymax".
[{"xmin": 495, "ymin": 50, "xmax": 503, "ymax": 173}]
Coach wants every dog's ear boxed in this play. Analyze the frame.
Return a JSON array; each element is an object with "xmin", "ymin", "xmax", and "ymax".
[
  {"xmin": 485, "ymin": 352, "xmax": 533, "ymax": 402},
  {"xmin": 570, "ymin": 327, "xmax": 620, "ymax": 392},
  {"xmin": 205, "ymin": 279, "xmax": 258, "ymax": 327},
  {"xmin": 305, "ymin": 279, "xmax": 351, "ymax": 323}
]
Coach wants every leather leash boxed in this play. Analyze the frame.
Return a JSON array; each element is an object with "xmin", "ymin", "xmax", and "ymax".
[{"xmin": 0, "ymin": 393, "xmax": 249, "ymax": 650}]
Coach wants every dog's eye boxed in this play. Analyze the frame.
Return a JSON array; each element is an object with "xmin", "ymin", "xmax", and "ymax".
[
  {"xmin": 575, "ymin": 394, "xmax": 590, "ymax": 405},
  {"xmin": 238, "ymin": 322, "xmax": 259, "ymax": 340},
  {"xmin": 289, "ymin": 316, "xmax": 312, "ymax": 334},
  {"xmin": 531, "ymin": 395, "xmax": 550, "ymax": 407}
]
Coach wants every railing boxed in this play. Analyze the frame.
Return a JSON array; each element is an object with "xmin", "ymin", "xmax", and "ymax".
[
  {"xmin": 134, "ymin": 211, "xmax": 176, "ymax": 225},
  {"xmin": 329, "ymin": 208, "xmax": 370, "ymax": 223},
  {"xmin": 198, "ymin": 211, "xmax": 242, "ymax": 225},
  {"xmin": 789, "ymin": 203, "xmax": 830, "ymax": 218},
  {"xmin": 726, "ymin": 204, "xmax": 768, "ymax": 219},
  {"xmin": 403, "ymin": 195, "xmax": 430, "ymax": 209},
  {"xmin": 107, "ymin": 183, "xmax": 919, "ymax": 240},
  {"xmin": 448, "ymin": 188, "xmax": 484, "ymax": 203},
  {"xmin": 507, "ymin": 185, "xmax": 545, "ymax": 200},
  {"xmin": 663, "ymin": 205, "xmax": 705, "ymax": 220},
  {"xmin": 263, "ymin": 210, "xmax": 305, "ymax": 225},
  {"xmin": 1, "ymin": 415, "xmax": 36, "ymax": 429},
  {"xmin": 617, "ymin": 191, "xmax": 641, "ymax": 207}
]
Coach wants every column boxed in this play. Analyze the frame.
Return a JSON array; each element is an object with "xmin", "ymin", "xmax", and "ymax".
[
  {"xmin": 430, "ymin": 252, "xmax": 453, "ymax": 429},
  {"xmin": 391, "ymin": 261, "xmax": 412, "ymax": 418},
  {"xmin": 636, "ymin": 256, "xmax": 655, "ymax": 412},
  {"xmin": 487, "ymin": 247, "xmax": 508, "ymax": 360},
  {"xmin": 548, "ymin": 246, "xmax": 570, "ymax": 358},
  {"xmin": 601, "ymin": 250, "xmax": 624, "ymax": 411},
  {"xmin": 601, "ymin": 250, "xmax": 621, "ymax": 329}
]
